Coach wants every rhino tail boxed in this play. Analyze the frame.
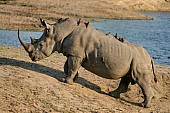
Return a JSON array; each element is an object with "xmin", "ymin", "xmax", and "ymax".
[{"xmin": 151, "ymin": 59, "xmax": 157, "ymax": 83}]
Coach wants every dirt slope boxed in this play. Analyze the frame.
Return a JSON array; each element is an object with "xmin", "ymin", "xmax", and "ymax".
[{"xmin": 0, "ymin": 46, "xmax": 170, "ymax": 113}]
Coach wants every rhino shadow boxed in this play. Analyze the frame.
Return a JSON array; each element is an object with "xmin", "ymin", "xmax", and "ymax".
[
  {"xmin": 0, "ymin": 57, "xmax": 103, "ymax": 94},
  {"xmin": 0, "ymin": 57, "xmax": 143, "ymax": 107},
  {"xmin": 0, "ymin": 57, "xmax": 64, "ymax": 79},
  {"xmin": 119, "ymin": 98, "xmax": 143, "ymax": 107}
]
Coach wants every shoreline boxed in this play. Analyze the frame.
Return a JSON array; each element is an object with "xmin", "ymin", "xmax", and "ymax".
[
  {"xmin": 0, "ymin": 14, "xmax": 154, "ymax": 32},
  {"xmin": 2, "ymin": 45, "xmax": 170, "ymax": 67}
]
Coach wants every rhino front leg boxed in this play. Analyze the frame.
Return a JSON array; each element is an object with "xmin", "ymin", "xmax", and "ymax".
[
  {"xmin": 64, "ymin": 59, "xmax": 79, "ymax": 82},
  {"xmin": 65, "ymin": 56, "xmax": 82, "ymax": 84}
]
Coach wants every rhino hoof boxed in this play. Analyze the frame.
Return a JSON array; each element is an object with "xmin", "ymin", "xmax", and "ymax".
[
  {"xmin": 59, "ymin": 78, "xmax": 74, "ymax": 85},
  {"xmin": 144, "ymin": 103, "xmax": 151, "ymax": 108},
  {"xmin": 140, "ymin": 102, "xmax": 151, "ymax": 108},
  {"xmin": 66, "ymin": 78, "xmax": 74, "ymax": 85},
  {"xmin": 59, "ymin": 78, "xmax": 66, "ymax": 83},
  {"xmin": 108, "ymin": 92, "xmax": 120, "ymax": 98}
]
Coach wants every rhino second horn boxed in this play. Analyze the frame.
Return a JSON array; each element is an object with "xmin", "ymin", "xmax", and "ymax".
[
  {"xmin": 18, "ymin": 29, "xmax": 33, "ymax": 53},
  {"xmin": 30, "ymin": 37, "xmax": 37, "ymax": 44}
]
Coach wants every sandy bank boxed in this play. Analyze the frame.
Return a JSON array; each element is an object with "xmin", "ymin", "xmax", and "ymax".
[
  {"xmin": 1, "ymin": 0, "xmax": 169, "ymax": 31},
  {"xmin": 0, "ymin": 46, "xmax": 170, "ymax": 112}
]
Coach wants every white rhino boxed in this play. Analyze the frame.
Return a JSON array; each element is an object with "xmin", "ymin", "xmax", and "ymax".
[{"xmin": 18, "ymin": 18, "xmax": 157, "ymax": 108}]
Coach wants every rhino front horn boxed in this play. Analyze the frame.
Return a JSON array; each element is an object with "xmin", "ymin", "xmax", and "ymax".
[{"xmin": 18, "ymin": 29, "xmax": 33, "ymax": 53}]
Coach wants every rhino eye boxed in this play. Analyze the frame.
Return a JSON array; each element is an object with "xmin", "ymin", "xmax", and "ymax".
[
  {"xmin": 46, "ymin": 29, "xmax": 50, "ymax": 35},
  {"xmin": 39, "ymin": 41, "xmax": 45, "ymax": 47},
  {"xmin": 40, "ymin": 43, "xmax": 43, "ymax": 47},
  {"xmin": 47, "ymin": 29, "xmax": 49, "ymax": 33},
  {"xmin": 40, "ymin": 42, "xmax": 44, "ymax": 47}
]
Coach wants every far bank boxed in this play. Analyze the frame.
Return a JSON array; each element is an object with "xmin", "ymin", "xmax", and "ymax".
[{"xmin": 0, "ymin": 0, "xmax": 162, "ymax": 31}]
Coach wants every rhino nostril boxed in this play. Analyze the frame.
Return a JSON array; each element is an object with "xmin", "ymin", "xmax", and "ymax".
[{"xmin": 32, "ymin": 56, "xmax": 36, "ymax": 61}]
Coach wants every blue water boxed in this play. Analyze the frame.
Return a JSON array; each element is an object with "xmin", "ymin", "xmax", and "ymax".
[
  {"xmin": 92, "ymin": 12, "xmax": 170, "ymax": 66},
  {"xmin": 0, "ymin": 12, "xmax": 170, "ymax": 65},
  {"xmin": 0, "ymin": 30, "xmax": 42, "ymax": 47}
]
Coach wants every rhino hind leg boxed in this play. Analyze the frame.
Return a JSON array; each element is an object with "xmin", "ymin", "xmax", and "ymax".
[
  {"xmin": 137, "ymin": 75, "xmax": 154, "ymax": 108},
  {"xmin": 108, "ymin": 76, "xmax": 131, "ymax": 98},
  {"xmin": 131, "ymin": 59, "xmax": 154, "ymax": 108}
]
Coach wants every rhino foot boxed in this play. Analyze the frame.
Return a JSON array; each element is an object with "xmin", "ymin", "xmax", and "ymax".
[
  {"xmin": 58, "ymin": 77, "xmax": 74, "ymax": 85},
  {"xmin": 108, "ymin": 91, "xmax": 120, "ymax": 98},
  {"xmin": 144, "ymin": 104, "xmax": 151, "ymax": 108},
  {"xmin": 59, "ymin": 72, "xmax": 79, "ymax": 84},
  {"xmin": 58, "ymin": 78, "xmax": 67, "ymax": 83},
  {"xmin": 140, "ymin": 101, "xmax": 151, "ymax": 108},
  {"xmin": 66, "ymin": 77, "xmax": 74, "ymax": 85}
]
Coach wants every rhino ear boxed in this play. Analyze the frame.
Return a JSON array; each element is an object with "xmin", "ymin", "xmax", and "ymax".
[
  {"xmin": 30, "ymin": 37, "xmax": 38, "ymax": 44},
  {"xmin": 40, "ymin": 18, "xmax": 46, "ymax": 27},
  {"xmin": 40, "ymin": 18, "xmax": 50, "ymax": 28}
]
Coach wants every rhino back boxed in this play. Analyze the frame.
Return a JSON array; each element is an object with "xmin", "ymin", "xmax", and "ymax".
[
  {"xmin": 123, "ymin": 40, "xmax": 152, "ymax": 64},
  {"xmin": 63, "ymin": 25, "xmax": 133, "ymax": 79}
]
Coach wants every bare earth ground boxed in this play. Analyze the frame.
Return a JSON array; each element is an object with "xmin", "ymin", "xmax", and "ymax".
[
  {"xmin": 0, "ymin": 0, "xmax": 170, "ymax": 31},
  {"xmin": 102, "ymin": 0, "xmax": 170, "ymax": 11},
  {"xmin": 0, "ymin": 46, "xmax": 170, "ymax": 113},
  {"xmin": 0, "ymin": 0, "xmax": 170, "ymax": 112}
]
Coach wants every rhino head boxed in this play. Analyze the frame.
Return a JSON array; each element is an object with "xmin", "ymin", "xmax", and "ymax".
[{"xmin": 18, "ymin": 18, "xmax": 77, "ymax": 61}]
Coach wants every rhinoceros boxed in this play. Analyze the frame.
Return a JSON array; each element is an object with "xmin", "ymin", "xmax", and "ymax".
[{"xmin": 18, "ymin": 18, "xmax": 157, "ymax": 108}]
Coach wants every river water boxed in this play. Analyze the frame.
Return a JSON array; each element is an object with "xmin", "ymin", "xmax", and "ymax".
[
  {"xmin": 0, "ymin": 12, "xmax": 170, "ymax": 66},
  {"xmin": 92, "ymin": 12, "xmax": 170, "ymax": 66}
]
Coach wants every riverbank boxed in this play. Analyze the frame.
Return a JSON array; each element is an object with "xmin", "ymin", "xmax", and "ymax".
[
  {"xmin": 102, "ymin": 0, "xmax": 170, "ymax": 11},
  {"xmin": 0, "ymin": 46, "xmax": 170, "ymax": 112},
  {"xmin": 0, "ymin": 0, "xmax": 170, "ymax": 31}
]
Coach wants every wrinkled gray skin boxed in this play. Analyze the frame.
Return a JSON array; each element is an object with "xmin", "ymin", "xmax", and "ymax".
[{"xmin": 18, "ymin": 18, "xmax": 157, "ymax": 108}]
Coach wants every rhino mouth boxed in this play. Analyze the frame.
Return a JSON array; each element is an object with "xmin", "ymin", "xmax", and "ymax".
[
  {"xmin": 32, "ymin": 56, "xmax": 45, "ymax": 62},
  {"xmin": 29, "ymin": 51, "xmax": 46, "ymax": 62},
  {"xmin": 31, "ymin": 57, "xmax": 40, "ymax": 62},
  {"xmin": 30, "ymin": 55, "xmax": 39, "ymax": 62}
]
